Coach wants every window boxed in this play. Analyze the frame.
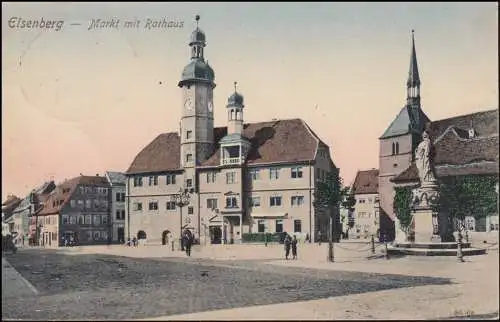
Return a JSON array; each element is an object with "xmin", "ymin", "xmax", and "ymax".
[
  {"xmin": 186, "ymin": 179, "xmax": 193, "ymax": 187},
  {"xmin": 102, "ymin": 215, "xmax": 108, "ymax": 224},
  {"xmin": 166, "ymin": 202, "xmax": 176, "ymax": 210},
  {"xmin": 392, "ymin": 142, "xmax": 400, "ymax": 155},
  {"xmin": 101, "ymin": 188, "xmax": 108, "ymax": 195},
  {"xmin": 226, "ymin": 172, "xmax": 236, "ymax": 184},
  {"xmin": 133, "ymin": 177, "xmax": 143, "ymax": 187},
  {"xmin": 166, "ymin": 174, "xmax": 176, "ymax": 185},
  {"xmin": 294, "ymin": 219, "xmax": 302, "ymax": 233},
  {"xmin": 93, "ymin": 215, "xmax": 101, "ymax": 225},
  {"xmin": 275, "ymin": 219, "xmax": 283, "ymax": 233},
  {"xmin": 249, "ymin": 197, "xmax": 261, "ymax": 208},
  {"xmin": 70, "ymin": 200, "xmax": 76, "ymax": 207},
  {"xmin": 133, "ymin": 202, "xmax": 143, "ymax": 211},
  {"xmin": 52, "ymin": 233, "xmax": 57, "ymax": 241},
  {"xmin": 62, "ymin": 215, "xmax": 69, "ymax": 225},
  {"xmin": 396, "ymin": 142, "xmax": 399, "ymax": 154},
  {"xmin": 69, "ymin": 215, "xmax": 77, "ymax": 225},
  {"xmin": 185, "ymin": 153, "xmax": 193, "ymax": 163},
  {"xmin": 85, "ymin": 215, "xmax": 92, "ymax": 225},
  {"xmin": 249, "ymin": 169, "xmax": 260, "ymax": 180},
  {"xmin": 270, "ymin": 196, "xmax": 282, "ymax": 207},
  {"xmin": 149, "ymin": 176, "xmax": 158, "ymax": 186},
  {"xmin": 116, "ymin": 192, "xmax": 125, "ymax": 202},
  {"xmin": 358, "ymin": 199, "xmax": 365, "ymax": 204},
  {"xmin": 186, "ymin": 130, "xmax": 192, "ymax": 139},
  {"xmin": 269, "ymin": 168, "xmax": 280, "ymax": 180},
  {"xmin": 94, "ymin": 231, "xmax": 100, "ymax": 240},
  {"xmin": 188, "ymin": 207, "xmax": 194, "ymax": 215},
  {"xmin": 291, "ymin": 196, "xmax": 304, "ymax": 206},
  {"xmin": 85, "ymin": 200, "xmax": 91, "ymax": 209},
  {"xmin": 78, "ymin": 215, "xmax": 84, "ymax": 225},
  {"xmin": 93, "ymin": 199, "xmax": 100, "ymax": 208},
  {"xmin": 148, "ymin": 201, "xmax": 158, "ymax": 211},
  {"xmin": 206, "ymin": 198, "xmax": 218, "ymax": 210},
  {"xmin": 291, "ymin": 167, "xmax": 303, "ymax": 179},
  {"xmin": 79, "ymin": 186, "xmax": 85, "ymax": 194},
  {"xmin": 257, "ymin": 220, "xmax": 266, "ymax": 233},
  {"xmin": 206, "ymin": 172, "xmax": 217, "ymax": 183},
  {"xmin": 116, "ymin": 210, "xmax": 122, "ymax": 220},
  {"xmin": 226, "ymin": 197, "xmax": 238, "ymax": 208},
  {"xmin": 121, "ymin": 210, "xmax": 125, "ymax": 219},
  {"xmin": 77, "ymin": 200, "xmax": 84, "ymax": 207}
]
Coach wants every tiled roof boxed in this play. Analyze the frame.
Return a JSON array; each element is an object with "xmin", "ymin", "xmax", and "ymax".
[
  {"xmin": 392, "ymin": 109, "xmax": 499, "ymax": 183},
  {"xmin": 105, "ymin": 171, "xmax": 127, "ymax": 185},
  {"xmin": 127, "ymin": 118, "xmax": 330, "ymax": 174},
  {"xmin": 1, "ymin": 196, "xmax": 22, "ymax": 220},
  {"xmin": 353, "ymin": 169, "xmax": 379, "ymax": 194},
  {"xmin": 38, "ymin": 176, "xmax": 110, "ymax": 216},
  {"xmin": 2, "ymin": 195, "xmax": 21, "ymax": 207},
  {"xmin": 380, "ymin": 105, "xmax": 431, "ymax": 139}
]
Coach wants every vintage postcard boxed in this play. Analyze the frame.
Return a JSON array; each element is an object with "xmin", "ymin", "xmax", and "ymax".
[{"xmin": 2, "ymin": 2, "xmax": 498, "ymax": 321}]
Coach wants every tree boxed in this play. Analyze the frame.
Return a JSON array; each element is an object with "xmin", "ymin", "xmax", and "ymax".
[
  {"xmin": 341, "ymin": 187, "xmax": 356, "ymax": 237},
  {"xmin": 434, "ymin": 175, "xmax": 498, "ymax": 260},
  {"xmin": 313, "ymin": 169, "xmax": 348, "ymax": 262},
  {"xmin": 393, "ymin": 186, "xmax": 417, "ymax": 241}
]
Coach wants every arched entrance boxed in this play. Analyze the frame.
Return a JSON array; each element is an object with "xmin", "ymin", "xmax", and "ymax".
[
  {"xmin": 137, "ymin": 230, "xmax": 147, "ymax": 240},
  {"xmin": 161, "ymin": 230, "xmax": 170, "ymax": 245}
]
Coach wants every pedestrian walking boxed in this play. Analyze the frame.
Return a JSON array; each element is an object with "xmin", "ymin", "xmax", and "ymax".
[
  {"xmin": 291, "ymin": 235, "xmax": 298, "ymax": 260},
  {"xmin": 284, "ymin": 234, "xmax": 292, "ymax": 260},
  {"xmin": 182, "ymin": 229, "xmax": 193, "ymax": 257}
]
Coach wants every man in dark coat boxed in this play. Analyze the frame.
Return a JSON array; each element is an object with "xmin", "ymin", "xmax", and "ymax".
[
  {"xmin": 284, "ymin": 234, "xmax": 292, "ymax": 260},
  {"xmin": 291, "ymin": 235, "xmax": 298, "ymax": 260},
  {"xmin": 182, "ymin": 229, "xmax": 193, "ymax": 257}
]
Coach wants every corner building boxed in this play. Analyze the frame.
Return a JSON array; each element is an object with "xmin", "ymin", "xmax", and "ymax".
[{"xmin": 125, "ymin": 17, "xmax": 336, "ymax": 245}]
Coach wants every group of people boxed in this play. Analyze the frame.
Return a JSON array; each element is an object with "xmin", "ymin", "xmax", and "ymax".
[{"xmin": 283, "ymin": 233, "xmax": 298, "ymax": 260}]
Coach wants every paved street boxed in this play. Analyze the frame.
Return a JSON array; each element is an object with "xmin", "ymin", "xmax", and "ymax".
[{"xmin": 2, "ymin": 248, "xmax": 451, "ymax": 320}]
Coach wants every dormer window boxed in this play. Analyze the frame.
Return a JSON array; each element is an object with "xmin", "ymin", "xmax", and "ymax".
[{"xmin": 468, "ymin": 128, "xmax": 475, "ymax": 139}]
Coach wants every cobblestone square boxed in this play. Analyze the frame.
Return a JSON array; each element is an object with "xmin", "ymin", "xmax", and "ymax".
[{"xmin": 2, "ymin": 248, "xmax": 452, "ymax": 320}]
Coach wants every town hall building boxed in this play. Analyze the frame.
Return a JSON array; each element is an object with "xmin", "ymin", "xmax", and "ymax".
[{"xmin": 125, "ymin": 16, "xmax": 335, "ymax": 245}]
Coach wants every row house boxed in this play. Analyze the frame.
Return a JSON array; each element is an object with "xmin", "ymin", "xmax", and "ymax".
[
  {"xmin": 37, "ymin": 175, "xmax": 112, "ymax": 247},
  {"xmin": 105, "ymin": 171, "xmax": 127, "ymax": 243}
]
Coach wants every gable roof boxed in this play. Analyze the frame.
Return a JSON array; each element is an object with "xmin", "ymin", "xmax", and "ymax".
[
  {"xmin": 352, "ymin": 169, "xmax": 379, "ymax": 194},
  {"xmin": 38, "ymin": 175, "xmax": 110, "ymax": 216},
  {"xmin": 392, "ymin": 109, "xmax": 499, "ymax": 183},
  {"xmin": 105, "ymin": 171, "xmax": 127, "ymax": 185},
  {"xmin": 380, "ymin": 105, "xmax": 430, "ymax": 139},
  {"xmin": 126, "ymin": 118, "xmax": 331, "ymax": 174},
  {"xmin": 1, "ymin": 196, "xmax": 22, "ymax": 220}
]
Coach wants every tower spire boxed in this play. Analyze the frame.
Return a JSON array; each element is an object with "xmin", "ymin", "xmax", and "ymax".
[
  {"xmin": 406, "ymin": 29, "xmax": 421, "ymax": 105},
  {"xmin": 234, "ymin": 81, "xmax": 237, "ymax": 93},
  {"xmin": 195, "ymin": 14, "xmax": 200, "ymax": 29}
]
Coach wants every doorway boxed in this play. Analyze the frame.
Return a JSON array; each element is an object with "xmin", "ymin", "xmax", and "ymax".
[
  {"xmin": 209, "ymin": 226, "xmax": 222, "ymax": 244},
  {"xmin": 161, "ymin": 230, "xmax": 170, "ymax": 245},
  {"xmin": 117, "ymin": 227, "xmax": 125, "ymax": 243}
]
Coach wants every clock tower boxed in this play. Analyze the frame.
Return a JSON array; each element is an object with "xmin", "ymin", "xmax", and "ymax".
[{"xmin": 178, "ymin": 15, "xmax": 216, "ymax": 183}]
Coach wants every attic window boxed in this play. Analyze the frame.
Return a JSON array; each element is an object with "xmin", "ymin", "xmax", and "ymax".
[{"xmin": 468, "ymin": 128, "xmax": 475, "ymax": 139}]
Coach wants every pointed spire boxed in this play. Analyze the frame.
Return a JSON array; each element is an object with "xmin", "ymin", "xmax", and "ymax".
[
  {"xmin": 234, "ymin": 81, "xmax": 238, "ymax": 93},
  {"xmin": 195, "ymin": 15, "xmax": 200, "ymax": 29},
  {"xmin": 407, "ymin": 30, "xmax": 420, "ymax": 88}
]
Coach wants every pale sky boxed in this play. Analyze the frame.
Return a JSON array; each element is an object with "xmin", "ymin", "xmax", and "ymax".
[{"xmin": 2, "ymin": 2, "xmax": 498, "ymax": 201}]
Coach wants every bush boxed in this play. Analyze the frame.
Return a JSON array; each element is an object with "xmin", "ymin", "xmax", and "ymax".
[{"xmin": 241, "ymin": 232, "xmax": 282, "ymax": 243}]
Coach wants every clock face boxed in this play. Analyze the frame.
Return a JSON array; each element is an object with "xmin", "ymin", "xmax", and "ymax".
[
  {"xmin": 208, "ymin": 100, "xmax": 213, "ymax": 112},
  {"xmin": 184, "ymin": 98, "xmax": 193, "ymax": 111}
]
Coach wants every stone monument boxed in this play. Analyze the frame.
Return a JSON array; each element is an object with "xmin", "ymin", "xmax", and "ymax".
[{"xmin": 411, "ymin": 130, "xmax": 441, "ymax": 242}]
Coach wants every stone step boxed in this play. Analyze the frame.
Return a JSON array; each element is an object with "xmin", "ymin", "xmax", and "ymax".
[
  {"xmin": 387, "ymin": 246, "xmax": 486, "ymax": 256},
  {"xmin": 393, "ymin": 242, "xmax": 471, "ymax": 249}
]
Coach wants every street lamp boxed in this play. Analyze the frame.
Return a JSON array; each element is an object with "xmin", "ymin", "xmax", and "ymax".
[{"xmin": 170, "ymin": 188, "xmax": 191, "ymax": 251}]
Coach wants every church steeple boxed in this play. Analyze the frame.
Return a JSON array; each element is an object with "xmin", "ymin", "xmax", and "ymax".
[{"xmin": 406, "ymin": 30, "xmax": 421, "ymax": 106}]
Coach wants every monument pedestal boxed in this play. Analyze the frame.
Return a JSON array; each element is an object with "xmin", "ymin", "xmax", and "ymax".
[{"xmin": 412, "ymin": 181, "xmax": 440, "ymax": 243}]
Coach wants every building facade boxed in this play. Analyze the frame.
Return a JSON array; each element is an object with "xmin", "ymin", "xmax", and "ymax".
[
  {"xmin": 11, "ymin": 181, "xmax": 56, "ymax": 246},
  {"xmin": 378, "ymin": 31, "xmax": 499, "ymax": 240},
  {"xmin": 351, "ymin": 169, "xmax": 379, "ymax": 238},
  {"xmin": 37, "ymin": 175, "xmax": 112, "ymax": 247},
  {"xmin": 125, "ymin": 17, "xmax": 336, "ymax": 245},
  {"xmin": 2, "ymin": 195, "xmax": 22, "ymax": 235},
  {"xmin": 106, "ymin": 171, "xmax": 126, "ymax": 243}
]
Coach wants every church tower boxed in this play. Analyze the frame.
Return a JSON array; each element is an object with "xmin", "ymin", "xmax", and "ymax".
[
  {"xmin": 178, "ymin": 15, "xmax": 216, "ymax": 187},
  {"xmin": 377, "ymin": 30, "xmax": 430, "ymax": 241}
]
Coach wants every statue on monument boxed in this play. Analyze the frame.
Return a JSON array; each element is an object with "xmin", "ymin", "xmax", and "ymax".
[{"xmin": 415, "ymin": 130, "xmax": 437, "ymax": 185}]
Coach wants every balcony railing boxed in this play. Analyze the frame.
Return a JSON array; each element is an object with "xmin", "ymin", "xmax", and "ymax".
[{"xmin": 222, "ymin": 157, "xmax": 243, "ymax": 165}]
